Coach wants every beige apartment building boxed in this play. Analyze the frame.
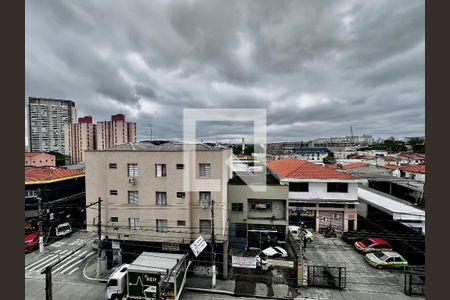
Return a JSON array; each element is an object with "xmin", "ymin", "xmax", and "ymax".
[{"xmin": 85, "ymin": 141, "xmax": 232, "ymax": 256}]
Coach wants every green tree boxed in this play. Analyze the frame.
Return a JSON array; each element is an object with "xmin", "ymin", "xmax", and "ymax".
[{"xmin": 323, "ymin": 151, "xmax": 336, "ymax": 164}]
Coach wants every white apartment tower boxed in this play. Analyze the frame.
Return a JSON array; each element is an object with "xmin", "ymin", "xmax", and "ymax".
[{"xmin": 28, "ymin": 97, "xmax": 77, "ymax": 153}]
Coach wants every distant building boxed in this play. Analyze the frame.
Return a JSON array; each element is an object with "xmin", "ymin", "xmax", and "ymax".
[
  {"xmin": 64, "ymin": 116, "xmax": 96, "ymax": 165},
  {"xmin": 291, "ymin": 147, "xmax": 329, "ymax": 162},
  {"xmin": 64, "ymin": 114, "xmax": 137, "ymax": 164},
  {"xmin": 267, "ymin": 157, "xmax": 366, "ymax": 232},
  {"xmin": 25, "ymin": 152, "xmax": 56, "ymax": 167},
  {"xmin": 96, "ymin": 114, "xmax": 137, "ymax": 150},
  {"xmin": 28, "ymin": 97, "xmax": 77, "ymax": 153}
]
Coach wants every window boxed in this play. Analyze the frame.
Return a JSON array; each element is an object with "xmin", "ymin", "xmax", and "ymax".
[
  {"xmin": 128, "ymin": 191, "xmax": 139, "ymax": 204},
  {"xmin": 289, "ymin": 182, "xmax": 309, "ymax": 192},
  {"xmin": 25, "ymin": 190, "xmax": 38, "ymax": 198},
  {"xmin": 156, "ymin": 219, "xmax": 168, "ymax": 233},
  {"xmin": 127, "ymin": 164, "xmax": 138, "ymax": 177},
  {"xmin": 319, "ymin": 203, "xmax": 345, "ymax": 208},
  {"xmin": 177, "ymin": 192, "xmax": 185, "ymax": 199},
  {"xmin": 250, "ymin": 202, "xmax": 272, "ymax": 211},
  {"xmin": 156, "ymin": 192, "xmax": 167, "ymax": 205},
  {"xmin": 110, "ymin": 190, "xmax": 118, "ymax": 196},
  {"xmin": 177, "ymin": 220, "xmax": 186, "ymax": 226},
  {"xmin": 129, "ymin": 218, "xmax": 140, "ymax": 230},
  {"xmin": 231, "ymin": 203, "xmax": 243, "ymax": 212},
  {"xmin": 347, "ymin": 204, "xmax": 355, "ymax": 209},
  {"xmin": 327, "ymin": 182, "xmax": 348, "ymax": 193},
  {"xmin": 176, "ymin": 164, "xmax": 184, "ymax": 170},
  {"xmin": 110, "ymin": 217, "xmax": 119, "ymax": 222},
  {"xmin": 199, "ymin": 163, "xmax": 211, "ymax": 177},
  {"xmin": 109, "ymin": 163, "xmax": 117, "ymax": 169},
  {"xmin": 199, "ymin": 219, "xmax": 211, "ymax": 234},
  {"xmin": 199, "ymin": 192, "xmax": 211, "ymax": 207},
  {"xmin": 155, "ymin": 164, "xmax": 167, "ymax": 177}
]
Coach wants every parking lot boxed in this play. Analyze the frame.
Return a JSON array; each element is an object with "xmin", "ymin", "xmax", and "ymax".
[{"xmin": 300, "ymin": 233, "xmax": 424, "ymax": 299}]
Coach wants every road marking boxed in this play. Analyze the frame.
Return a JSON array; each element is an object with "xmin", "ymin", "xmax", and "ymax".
[
  {"xmin": 30, "ymin": 252, "xmax": 71, "ymax": 271},
  {"xmin": 26, "ymin": 254, "xmax": 56, "ymax": 270},
  {"xmin": 60, "ymin": 252, "xmax": 94, "ymax": 274},
  {"xmin": 52, "ymin": 250, "xmax": 88, "ymax": 273},
  {"xmin": 67, "ymin": 267, "xmax": 79, "ymax": 275},
  {"xmin": 50, "ymin": 241, "xmax": 66, "ymax": 248}
]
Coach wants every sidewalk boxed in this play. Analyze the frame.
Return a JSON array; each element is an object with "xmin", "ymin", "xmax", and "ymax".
[
  {"xmin": 83, "ymin": 256, "xmax": 113, "ymax": 282},
  {"xmin": 186, "ymin": 276, "xmax": 297, "ymax": 299}
]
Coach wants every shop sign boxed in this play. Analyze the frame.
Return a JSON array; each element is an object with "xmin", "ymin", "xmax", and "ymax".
[{"xmin": 232, "ymin": 256, "xmax": 257, "ymax": 269}]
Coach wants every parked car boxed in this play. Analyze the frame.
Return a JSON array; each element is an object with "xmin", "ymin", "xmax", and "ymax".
[
  {"xmin": 24, "ymin": 230, "xmax": 39, "ymax": 252},
  {"xmin": 256, "ymin": 246, "xmax": 288, "ymax": 268},
  {"xmin": 365, "ymin": 251, "xmax": 408, "ymax": 269},
  {"xmin": 55, "ymin": 222, "xmax": 72, "ymax": 237},
  {"xmin": 289, "ymin": 226, "xmax": 314, "ymax": 241},
  {"xmin": 354, "ymin": 238, "xmax": 392, "ymax": 253}
]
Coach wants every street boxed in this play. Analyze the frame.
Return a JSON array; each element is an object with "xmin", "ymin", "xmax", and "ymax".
[{"xmin": 25, "ymin": 231, "xmax": 104, "ymax": 300}]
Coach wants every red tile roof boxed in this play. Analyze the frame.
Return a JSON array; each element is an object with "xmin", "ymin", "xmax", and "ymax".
[
  {"xmin": 324, "ymin": 164, "xmax": 338, "ymax": 170},
  {"xmin": 341, "ymin": 162, "xmax": 369, "ymax": 170},
  {"xmin": 25, "ymin": 167, "xmax": 84, "ymax": 184},
  {"xmin": 267, "ymin": 157, "xmax": 359, "ymax": 180},
  {"xmin": 383, "ymin": 156, "xmax": 397, "ymax": 161},
  {"xmin": 383, "ymin": 165, "xmax": 399, "ymax": 170},
  {"xmin": 400, "ymin": 165, "xmax": 425, "ymax": 174},
  {"xmin": 399, "ymin": 153, "xmax": 426, "ymax": 160},
  {"xmin": 25, "ymin": 152, "xmax": 49, "ymax": 158}
]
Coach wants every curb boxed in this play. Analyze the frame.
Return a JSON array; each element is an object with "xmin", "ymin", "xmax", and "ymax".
[
  {"xmin": 82, "ymin": 256, "xmax": 108, "ymax": 283},
  {"xmin": 185, "ymin": 287, "xmax": 294, "ymax": 300}
]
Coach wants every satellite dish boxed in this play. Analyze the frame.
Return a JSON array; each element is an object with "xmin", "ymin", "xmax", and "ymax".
[{"xmin": 199, "ymin": 198, "xmax": 210, "ymax": 209}]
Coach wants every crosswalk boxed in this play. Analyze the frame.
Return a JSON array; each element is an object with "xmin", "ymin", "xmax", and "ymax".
[{"xmin": 25, "ymin": 248, "xmax": 95, "ymax": 275}]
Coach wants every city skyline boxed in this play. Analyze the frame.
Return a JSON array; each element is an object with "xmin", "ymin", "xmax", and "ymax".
[{"xmin": 26, "ymin": 0, "xmax": 424, "ymax": 142}]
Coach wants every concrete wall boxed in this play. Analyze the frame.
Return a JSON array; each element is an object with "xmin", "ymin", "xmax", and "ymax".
[
  {"xmin": 85, "ymin": 148, "xmax": 232, "ymax": 245},
  {"xmin": 25, "ymin": 153, "xmax": 56, "ymax": 167},
  {"xmin": 287, "ymin": 182, "xmax": 358, "ymax": 201},
  {"xmin": 228, "ymin": 183, "xmax": 289, "ymax": 225}
]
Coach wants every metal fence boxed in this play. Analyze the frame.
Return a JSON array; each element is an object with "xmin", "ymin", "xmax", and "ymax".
[
  {"xmin": 307, "ymin": 265, "xmax": 346, "ymax": 289},
  {"xmin": 404, "ymin": 266, "xmax": 425, "ymax": 296}
]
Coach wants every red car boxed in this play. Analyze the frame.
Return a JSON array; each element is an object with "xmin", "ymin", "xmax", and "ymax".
[
  {"xmin": 354, "ymin": 238, "xmax": 392, "ymax": 253},
  {"xmin": 24, "ymin": 230, "xmax": 39, "ymax": 252}
]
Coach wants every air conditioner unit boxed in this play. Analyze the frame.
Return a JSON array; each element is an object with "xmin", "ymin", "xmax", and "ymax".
[{"xmin": 129, "ymin": 177, "xmax": 137, "ymax": 185}]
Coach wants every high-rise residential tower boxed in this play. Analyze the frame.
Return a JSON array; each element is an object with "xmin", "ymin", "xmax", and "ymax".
[
  {"xmin": 64, "ymin": 116, "xmax": 96, "ymax": 165},
  {"xmin": 28, "ymin": 97, "xmax": 77, "ymax": 153}
]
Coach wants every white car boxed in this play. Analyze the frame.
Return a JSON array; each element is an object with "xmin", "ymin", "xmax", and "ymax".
[
  {"xmin": 256, "ymin": 246, "xmax": 288, "ymax": 267},
  {"xmin": 55, "ymin": 222, "xmax": 72, "ymax": 237},
  {"xmin": 289, "ymin": 226, "xmax": 314, "ymax": 241}
]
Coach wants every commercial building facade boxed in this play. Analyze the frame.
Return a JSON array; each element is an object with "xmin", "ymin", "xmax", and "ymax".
[
  {"xmin": 267, "ymin": 157, "xmax": 365, "ymax": 232},
  {"xmin": 28, "ymin": 97, "xmax": 77, "ymax": 153},
  {"xmin": 228, "ymin": 173, "xmax": 289, "ymax": 250},
  {"xmin": 85, "ymin": 141, "xmax": 232, "ymax": 254}
]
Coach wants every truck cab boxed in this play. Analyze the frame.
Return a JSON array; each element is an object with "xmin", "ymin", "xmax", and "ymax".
[{"xmin": 106, "ymin": 264, "xmax": 129, "ymax": 300}]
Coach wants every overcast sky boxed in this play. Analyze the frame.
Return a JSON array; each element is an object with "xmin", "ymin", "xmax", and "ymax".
[{"xmin": 25, "ymin": 0, "xmax": 424, "ymax": 143}]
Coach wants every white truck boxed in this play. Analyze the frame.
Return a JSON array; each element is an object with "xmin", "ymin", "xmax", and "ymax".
[
  {"xmin": 106, "ymin": 252, "xmax": 190, "ymax": 300},
  {"xmin": 106, "ymin": 264, "xmax": 130, "ymax": 300}
]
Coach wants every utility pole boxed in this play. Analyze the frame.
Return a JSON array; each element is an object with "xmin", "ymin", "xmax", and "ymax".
[
  {"xmin": 211, "ymin": 199, "xmax": 216, "ymax": 289},
  {"xmin": 45, "ymin": 266, "xmax": 52, "ymax": 300},
  {"xmin": 37, "ymin": 189, "xmax": 44, "ymax": 253},
  {"xmin": 96, "ymin": 197, "xmax": 102, "ymax": 277}
]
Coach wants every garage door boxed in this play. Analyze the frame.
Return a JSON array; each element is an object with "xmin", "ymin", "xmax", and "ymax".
[{"xmin": 318, "ymin": 211, "xmax": 344, "ymax": 232}]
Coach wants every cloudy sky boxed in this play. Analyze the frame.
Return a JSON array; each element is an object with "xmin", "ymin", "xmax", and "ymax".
[{"xmin": 25, "ymin": 0, "xmax": 424, "ymax": 142}]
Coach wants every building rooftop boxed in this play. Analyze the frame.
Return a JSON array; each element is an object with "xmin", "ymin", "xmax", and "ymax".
[
  {"xmin": 399, "ymin": 153, "xmax": 426, "ymax": 160},
  {"xmin": 25, "ymin": 152, "xmax": 53, "ymax": 158},
  {"xmin": 95, "ymin": 140, "xmax": 229, "ymax": 152},
  {"xmin": 267, "ymin": 157, "xmax": 359, "ymax": 180},
  {"xmin": 228, "ymin": 172, "xmax": 282, "ymax": 185},
  {"xmin": 25, "ymin": 167, "xmax": 85, "ymax": 184},
  {"xmin": 382, "ymin": 164, "xmax": 425, "ymax": 174},
  {"xmin": 293, "ymin": 147, "xmax": 329, "ymax": 153},
  {"xmin": 341, "ymin": 162, "xmax": 369, "ymax": 170}
]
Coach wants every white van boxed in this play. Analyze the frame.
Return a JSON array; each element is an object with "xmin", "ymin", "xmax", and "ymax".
[
  {"xmin": 106, "ymin": 264, "xmax": 129, "ymax": 300},
  {"xmin": 55, "ymin": 222, "xmax": 72, "ymax": 237}
]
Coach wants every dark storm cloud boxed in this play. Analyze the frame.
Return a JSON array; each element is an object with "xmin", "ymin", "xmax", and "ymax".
[{"xmin": 25, "ymin": 0, "xmax": 424, "ymax": 142}]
